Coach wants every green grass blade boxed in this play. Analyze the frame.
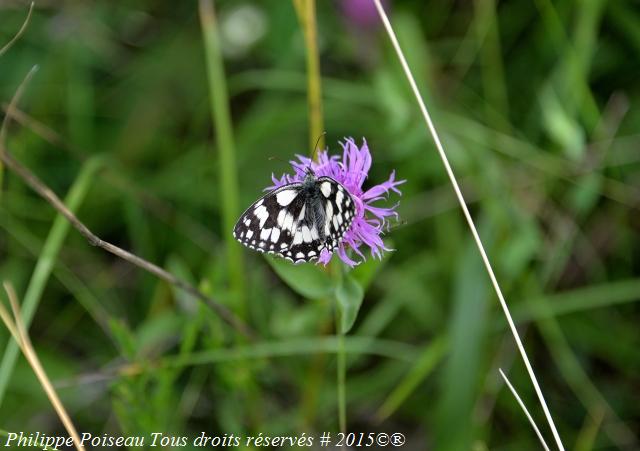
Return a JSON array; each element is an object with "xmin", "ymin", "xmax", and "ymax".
[
  {"xmin": 533, "ymin": 298, "xmax": 637, "ymax": 447},
  {"xmin": 0, "ymin": 212, "xmax": 113, "ymax": 335},
  {"xmin": 0, "ymin": 156, "xmax": 105, "ymax": 406},
  {"xmin": 199, "ymin": 0, "xmax": 245, "ymax": 316},
  {"xmin": 376, "ymin": 336, "xmax": 446, "ymax": 421},
  {"xmin": 607, "ymin": 0, "xmax": 640, "ymax": 55},
  {"xmin": 435, "ymin": 238, "xmax": 490, "ymax": 450},
  {"xmin": 475, "ymin": 0, "xmax": 510, "ymax": 130},
  {"xmin": 152, "ymin": 336, "xmax": 418, "ymax": 370},
  {"xmin": 512, "ymin": 278, "xmax": 640, "ymax": 322}
]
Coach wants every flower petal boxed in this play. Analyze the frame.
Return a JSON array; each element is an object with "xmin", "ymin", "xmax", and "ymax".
[
  {"xmin": 318, "ymin": 248, "xmax": 333, "ymax": 265},
  {"xmin": 337, "ymin": 245, "xmax": 359, "ymax": 267},
  {"xmin": 363, "ymin": 170, "xmax": 406, "ymax": 200}
]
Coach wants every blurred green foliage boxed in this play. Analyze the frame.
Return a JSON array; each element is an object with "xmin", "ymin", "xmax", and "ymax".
[{"xmin": 1, "ymin": 1, "xmax": 639, "ymax": 449}]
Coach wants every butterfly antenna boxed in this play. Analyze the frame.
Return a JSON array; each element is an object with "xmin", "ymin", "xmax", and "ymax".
[
  {"xmin": 388, "ymin": 219, "xmax": 408, "ymax": 232},
  {"xmin": 310, "ymin": 131, "xmax": 327, "ymax": 162},
  {"xmin": 268, "ymin": 155, "xmax": 287, "ymax": 165}
]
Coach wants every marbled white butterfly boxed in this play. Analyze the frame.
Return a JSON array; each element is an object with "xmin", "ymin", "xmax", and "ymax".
[{"xmin": 233, "ymin": 168, "xmax": 356, "ymax": 263}]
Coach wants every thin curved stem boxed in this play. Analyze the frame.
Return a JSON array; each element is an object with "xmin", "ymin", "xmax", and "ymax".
[{"xmin": 0, "ymin": 2, "xmax": 34, "ymax": 58}]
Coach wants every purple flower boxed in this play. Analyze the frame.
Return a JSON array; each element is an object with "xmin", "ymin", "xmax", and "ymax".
[
  {"xmin": 340, "ymin": 0, "xmax": 390, "ymax": 29},
  {"xmin": 268, "ymin": 138, "xmax": 405, "ymax": 267}
]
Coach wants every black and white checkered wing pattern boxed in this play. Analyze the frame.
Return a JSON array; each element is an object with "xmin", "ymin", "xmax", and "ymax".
[
  {"xmin": 233, "ymin": 176, "xmax": 356, "ymax": 263},
  {"xmin": 233, "ymin": 183, "xmax": 305, "ymax": 254},
  {"xmin": 313, "ymin": 176, "xmax": 356, "ymax": 253}
]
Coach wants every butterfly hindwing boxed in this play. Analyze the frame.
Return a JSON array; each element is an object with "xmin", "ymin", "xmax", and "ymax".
[
  {"xmin": 233, "ymin": 174, "xmax": 357, "ymax": 263},
  {"xmin": 279, "ymin": 194, "xmax": 326, "ymax": 262},
  {"xmin": 314, "ymin": 176, "xmax": 356, "ymax": 252}
]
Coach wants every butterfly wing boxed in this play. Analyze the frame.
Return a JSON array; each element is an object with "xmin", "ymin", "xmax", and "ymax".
[
  {"xmin": 234, "ymin": 177, "xmax": 357, "ymax": 263},
  {"xmin": 313, "ymin": 176, "xmax": 356, "ymax": 253},
  {"xmin": 233, "ymin": 183, "xmax": 305, "ymax": 255},
  {"xmin": 278, "ymin": 177, "xmax": 357, "ymax": 262},
  {"xmin": 277, "ymin": 192, "xmax": 327, "ymax": 262}
]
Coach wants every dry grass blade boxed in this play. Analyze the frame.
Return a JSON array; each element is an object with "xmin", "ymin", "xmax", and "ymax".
[
  {"xmin": 0, "ymin": 2, "xmax": 34, "ymax": 58},
  {"xmin": 372, "ymin": 1, "xmax": 565, "ymax": 449},
  {"xmin": 0, "ymin": 65, "xmax": 38, "ymax": 148},
  {"xmin": 0, "ymin": 149, "xmax": 253, "ymax": 337},
  {"xmin": 499, "ymin": 369, "xmax": 551, "ymax": 451},
  {"xmin": 0, "ymin": 282, "xmax": 86, "ymax": 451},
  {"xmin": 0, "ymin": 68, "xmax": 253, "ymax": 339},
  {"xmin": 1, "ymin": 103, "xmax": 85, "ymax": 158}
]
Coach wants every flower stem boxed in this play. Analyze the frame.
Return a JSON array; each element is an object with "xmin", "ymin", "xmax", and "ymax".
[
  {"xmin": 332, "ymin": 259, "xmax": 347, "ymax": 433},
  {"xmin": 336, "ymin": 308, "xmax": 347, "ymax": 433},
  {"xmin": 294, "ymin": 0, "xmax": 344, "ymax": 431},
  {"xmin": 373, "ymin": 1, "xmax": 565, "ymax": 449},
  {"xmin": 199, "ymin": 0, "xmax": 245, "ymax": 316},
  {"xmin": 328, "ymin": 246, "xmax": 347, "ymax": 433},
  {"xmin": 293, "ymin": 0, "xmax": 325, "ymax": 152}
]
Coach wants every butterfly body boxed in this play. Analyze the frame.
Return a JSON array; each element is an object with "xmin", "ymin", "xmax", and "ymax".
[{"xmin": 233, "ymin": 170, "xmax": 356, "ymax": 263}]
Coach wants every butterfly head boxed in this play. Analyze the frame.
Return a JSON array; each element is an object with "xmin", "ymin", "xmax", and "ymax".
[{"xmin": 303, "ymin": 165, "xmax": 316, "ymax": 180}]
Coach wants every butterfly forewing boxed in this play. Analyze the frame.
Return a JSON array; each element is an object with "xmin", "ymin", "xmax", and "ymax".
[
  {"xmin": 233, "ymin": 175, "xmax": 356, "ymax": 263},
  {"xmin": 233, "ymin": 183, "xmax": 304, "ymax": 252}
]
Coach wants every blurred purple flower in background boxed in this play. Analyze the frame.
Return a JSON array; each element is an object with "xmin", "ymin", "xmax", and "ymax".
[
  {"xmin": 338, "ymin": 0, "xmax": 390, "ymax": 65},
  {"xmin": 269, "ymin": 138, "xmax": 405, "ymax": 267},
  {"xmin": 340, "ymin": 0, "xmax": 389, "ymax": 29}
]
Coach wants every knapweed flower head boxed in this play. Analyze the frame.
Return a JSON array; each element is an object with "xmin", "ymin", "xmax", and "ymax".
[{"xmin": 269, "ymin": 138, "xmax": 405, "ymax": 267}]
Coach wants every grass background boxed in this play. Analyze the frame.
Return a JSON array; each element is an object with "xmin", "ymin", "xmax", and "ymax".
[{"xmin": 1, "ymin": 0, "xmax": 639, "ymax": 449}]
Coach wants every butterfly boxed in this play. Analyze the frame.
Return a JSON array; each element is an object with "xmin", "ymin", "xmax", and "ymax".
[{"xmin": 233, "ymin": 168, "xmax": 356, "ymax": 263}]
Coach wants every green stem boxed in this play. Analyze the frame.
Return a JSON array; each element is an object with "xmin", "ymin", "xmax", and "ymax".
[
  {"xmin": 199, "ymin": 0, "xmax": 245, "ymax": 317},
  {"xmin": 293, "ymin": 0, "xmax": 342, "ymax": 431},
  {"xmin": 0, "ymin": 156, "xmax": 105, "ymax": 406},
  {"xmin": 293, "ymin": 0, "xmax": 325, "ymax": 152},
  {"xmin": 336, "ymin": 309, "xmax": 347, "ymax": 433},
  {"xmin": 332, "ymin": 260, "xmax": 346, "ymax": 433}
]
